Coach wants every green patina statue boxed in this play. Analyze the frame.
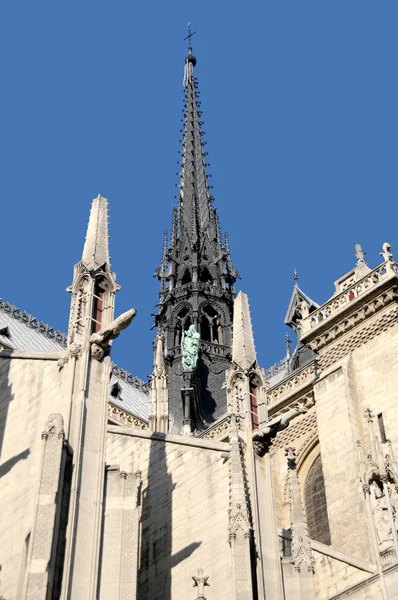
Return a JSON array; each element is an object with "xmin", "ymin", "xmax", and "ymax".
[{"xmin": 181, "ymin": 324, "xmax": 200, "ymax": 371}]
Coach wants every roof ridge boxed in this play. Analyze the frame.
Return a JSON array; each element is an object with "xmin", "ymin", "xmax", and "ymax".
[
  {"xmin": 0, "ymin": 298, "xmax": 68, "ymax": 347},
  {"xmin": 0, "ymin": 298, "xmax": 149, "ymax": 394}
]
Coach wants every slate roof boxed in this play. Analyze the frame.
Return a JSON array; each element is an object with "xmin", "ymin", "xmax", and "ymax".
[{"xmin": 0, "ymin": 299, "xmax": 149, "ymax": 422}]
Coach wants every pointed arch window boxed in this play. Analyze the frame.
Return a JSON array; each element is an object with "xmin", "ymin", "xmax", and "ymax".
[
  {"xmin": 181, "ymin": 269, "xmax": 192, "ymax": 285},
  {"xmin": 200, "ymin": 304, "xmax": 223, "ymax": 343},
  {"xmin": 304, "ymin": 453, "xmax": 331, "ymax": 545},
  {"xmin": 174, "ymin": 306, "xmax": 192, "ymax": 346},
  {"xmin": 199, "ymin": 267, "xmax": 213, "ymax": 284}
]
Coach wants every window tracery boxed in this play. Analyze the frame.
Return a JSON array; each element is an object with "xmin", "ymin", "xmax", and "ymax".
[{"xmin": 304, "ymin": 453, "xmax": 331, "ymax": 545}]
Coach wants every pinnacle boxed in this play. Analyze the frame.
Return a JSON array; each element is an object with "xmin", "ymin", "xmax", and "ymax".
[
  {"xmin": 82, "ymin": 195, "xmax": 110, "ymax": 270},
  {"xmin": 232, "ymin": 292, "xmax": 257, "ymax": 371}
]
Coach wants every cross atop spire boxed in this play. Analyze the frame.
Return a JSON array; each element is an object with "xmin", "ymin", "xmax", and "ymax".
[{"xmin": 183, "ymin": 21, "xmax": 196, "ymax": 56}]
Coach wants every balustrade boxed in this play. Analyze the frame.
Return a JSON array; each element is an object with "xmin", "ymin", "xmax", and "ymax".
[{"xmin": 299, "ymin": 261, "xmax": 398, "ymax": 336}]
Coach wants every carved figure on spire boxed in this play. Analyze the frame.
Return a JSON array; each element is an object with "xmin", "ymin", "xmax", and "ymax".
[{"xmin": 181, "ymin": 324, "xmax": 200, "ymax": 371}]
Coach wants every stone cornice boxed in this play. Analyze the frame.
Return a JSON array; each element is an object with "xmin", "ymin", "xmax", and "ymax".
[{"xmin": 307, "ymin": 286, "xmax": 398, "ymax": 353}]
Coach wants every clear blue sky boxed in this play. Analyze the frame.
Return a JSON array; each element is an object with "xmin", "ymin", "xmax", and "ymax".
[{"xmin": 1, "ymin": 2, "xmax": 397, "ymax": 380}]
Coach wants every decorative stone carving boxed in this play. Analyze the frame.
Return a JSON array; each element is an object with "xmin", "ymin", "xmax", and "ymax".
[
  {"xmin": 286, "ymin": 447, "xmax": 315, "ymax": 576},
  {"xmin": 91, "ymin": 343, "xmax": 105, "ymax": 361},
  {"xmin": 380, "ymin": 241, "xmax": 393, "ymax": 264},
  {"xmin": 108, "ymin": 404, "xmax": 148, "ymax": 430},
  {"xmin": 370, "ymin": 481, "xmax": 396, "ymax": 551},
  {"xmin": 253, "ymin": 404, "xmax": 307, "ymax": 456},
  {"xmin": 358, "ymin": 409, "xmax": 398, "ymax": 561},
  {"xmin": 192, "ymin": 568, "xmax": 210, "ymax": 599},
  {"xmin": 181, "ymin": 324, "xmax": 200, "ymax": 371},
  {"xmin": 90, "ymin": 308, "xmax": 136, "ymax": 360},
  {"xmin": 57, "ymin": 341, "xmax": 82, "ymax": 367}
]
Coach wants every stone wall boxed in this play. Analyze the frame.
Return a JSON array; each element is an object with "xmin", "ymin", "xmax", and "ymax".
[
  {"xmin": 0, "ymin": 355, "xmax": 63, "ymax": 599},
  {"xmin": 268, "ymin": 315, "xmax": 398, "ymax": 599},
  {"xmin": 104, "ymin": 429, "xmax": 233, "ymax": 600}
]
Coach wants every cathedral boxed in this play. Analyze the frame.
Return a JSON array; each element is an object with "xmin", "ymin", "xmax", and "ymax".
[{"xmin": 1, "ymin": 37, "xmax": 398, "ymax": 600}]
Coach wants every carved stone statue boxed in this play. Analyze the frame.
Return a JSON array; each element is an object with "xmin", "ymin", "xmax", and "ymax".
[
  {"xmin": 370, "ymin": 481, "xmax": 395, "ymax": 550},
  {"xmin": 181, "ymin": 324, "xmax": 200, "ymax": 371}
]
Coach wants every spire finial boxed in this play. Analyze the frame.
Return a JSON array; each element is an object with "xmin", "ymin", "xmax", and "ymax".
[
  {"xmin": 293, "ymin": 268, "xmax": 299, "ymax": 285},
  {"xmin": 184, "ymin": 21, "xmax": 196, "ymax": 56}
]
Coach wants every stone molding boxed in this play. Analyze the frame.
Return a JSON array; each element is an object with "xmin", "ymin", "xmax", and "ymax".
[
  {"xmin": 318, "ymin": 305, "xmax": 398, "ymax": 371},
  {"xmin": 108, "ymin": 403, "xmax": 148, "ymax": 430}
]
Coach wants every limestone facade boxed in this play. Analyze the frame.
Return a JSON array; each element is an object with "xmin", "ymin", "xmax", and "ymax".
[{"xmin": 1, "ymin": 47, "xmax": 398, "ymax": 600}]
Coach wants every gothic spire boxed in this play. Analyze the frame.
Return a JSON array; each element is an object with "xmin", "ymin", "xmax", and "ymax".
[
  {"xmin": 154, "ymin": 34, "xmax": 238, "ymax": 435},
  {"xmin": 82, "ymin": 194, "xmax": 110, "ymax": 270},
  {"xmin": 167, "ymin": 31, "xmax": 233, "ymax": 275}
]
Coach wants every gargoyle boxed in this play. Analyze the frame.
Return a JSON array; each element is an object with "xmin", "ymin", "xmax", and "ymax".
[
  {"xmin": 90, "ymin": 308, "xmax": 136, "ymax": 360},
  {"xmin": 253, "ymin": 404, "xmax": 307, "ymax": 456}
]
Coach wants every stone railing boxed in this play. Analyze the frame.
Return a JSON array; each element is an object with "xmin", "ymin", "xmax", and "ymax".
[
  {"xmin": 161, "ymin": 282, "xmax": 226, "ymax": 304},
  {"xmin": 267, "ymin": 361, "xmax": 317, "ymax": 408},
  {"xmin": 198, "ymin": 415, "xmax": 230, "ymax": 441},
  {"xmin": 299, "ymin": 261, "xmax": 398, "ymax": 339},
  {"xmin": 169, "ymin": 341, "xmax": 230, "ymax": 359},
  {"xmin": 108, "ymin": 403, "xmax": 148, "ymax": 430}
]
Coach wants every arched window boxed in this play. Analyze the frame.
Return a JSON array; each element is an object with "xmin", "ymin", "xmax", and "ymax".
[
  {"xmin": 304, "ymin": 454, "xmax": 331, "ymax": 545},
  {"xmin": 174, "ymin": 306, "xmax": 192, "ymax": 346},
  {"xmin": 200, "ymin": 305, "xmax": 222, "ymax": 343},
  {"xmin": 200, "ymin": 315, "xmax": 211, "ymax": 341},
  {"xmin": 199, "ymin": 267, "xmax": 213, "ymax": 284},
  {"xmin": 181, "ymin": 269, "xmax": 192, "ymax": 285}
]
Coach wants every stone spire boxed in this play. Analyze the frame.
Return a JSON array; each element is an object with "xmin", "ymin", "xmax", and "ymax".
[
  {"xmin": 153, "ymin": 37, "xmax": 238, "ymax": 434},
  {"xmin": 158, "ymin": 34, "xmax": 238, "ymax": 293},
  {"xmin": 67, "ymin": 194, "xmax": 117, "ymax": 347},
  {"xmin": 82, "ymin": 194, "xmax": 110, "ymax": 270},
  {"xmin": 232, "ymin": 291, "xmax": 257, "ymax": 371},
  {"xmin": 149, "ymin": 333, "xmax": 169, "ymax": 433}
]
